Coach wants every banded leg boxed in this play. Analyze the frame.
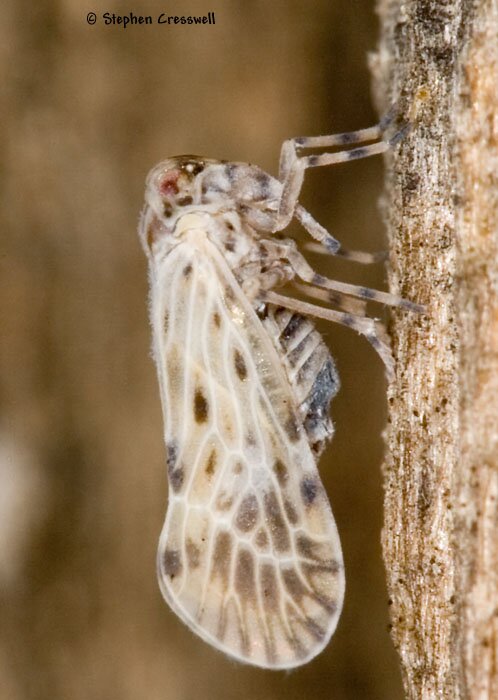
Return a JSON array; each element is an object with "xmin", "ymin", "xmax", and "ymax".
[
  {"xmin": 237, "ymin": 196, "xmax": 386, "ymax": 265},
  {"xmin": 239, "ymin": 198, "xmax": 387, "ymax": 266},
  {"xmin": 296, "ymin": 205, "xmax": 387, "ymax": 264},
  {"xmin": 275, "ymin": 108, "xmax": 408, "ymax": 232},
  {"xmin": 261, "ymin": 290, "xmax": 394, "ymax": 378},
  {"xmin": 261, "ymin": 239, "xmax": 423, "ymax": 312},
  {"xmin": 291, "ymin": 281, "xmax": 368, "ymax": 317}
]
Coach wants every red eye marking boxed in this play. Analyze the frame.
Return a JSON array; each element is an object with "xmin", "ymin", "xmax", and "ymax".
[{"xmin": 159, "ymin": 170, "xmax": 180, "ymax": 196}]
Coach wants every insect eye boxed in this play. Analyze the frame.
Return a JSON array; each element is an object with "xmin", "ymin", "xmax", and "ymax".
[
  {"xmin": 185, "ymin": 162, "xmax": 204, "ymax": 176},
  {"xmin": 159, "ymin": 170, "xmax": 180, "ymax": 196}
]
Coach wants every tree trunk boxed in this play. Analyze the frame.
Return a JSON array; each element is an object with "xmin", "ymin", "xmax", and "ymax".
[{"xmin": 371, "ymin": 0, "xmax": 498, "ymax": 697}]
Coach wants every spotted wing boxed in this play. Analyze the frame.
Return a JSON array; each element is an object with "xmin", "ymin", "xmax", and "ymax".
[{"xmin": 149, "ymin": 231, "xmax": 344, "ymax": 669}]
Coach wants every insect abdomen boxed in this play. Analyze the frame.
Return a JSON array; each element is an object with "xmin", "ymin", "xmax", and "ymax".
[{"xmin": 264, "ymin": 307, "xmax": 339, "ymax": 455}]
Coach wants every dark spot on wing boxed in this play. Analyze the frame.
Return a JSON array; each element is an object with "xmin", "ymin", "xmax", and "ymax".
[
  {"xmin": 235, "ymin": 493, "xmax": 259, "ymax": 532},
  {"xmin": 186, "ymin": 539, "xmax": 200, "ymax": 569},
  {"xmin": 284, "ymin": 498, "xmax": 299, "ymax": 525},
  {"xmin": 168, "ymin": 466, "xmax": 184, "ymax": 492},
  {"xmin": 223, "ymin": 414, "xmax": 235, "ymax": 437},
  {"xmin": 224, "ymin": 286, "xmax": 235, "ymax": 304},
  {"xmin": 296, "ymin": 534, "xmax": 324, "ymax": 561},
  {"xmin": 212, "ymin": 531, "xmax": 232, "ymax": 582},
  {"xmin": 245, "ymin": 431, "xmax": 256, "ymax": 447},
  {"xmin": 255, "ymin": 529, "xmax": 269, "ymax": 549},
  {"xmin": 300, "ymin": 477, "xmax": 318, "ymax": 505},
  {"xmin": 282, "ymin": 569, "xmax": 308, "ymax": 601},
  {"xmin": 235, "ymin": 549, "xmax": 256, "ymax": 601},
  {"xmin": 303, "ymin": 560, "xmax": 341, "ymax": 580},
  {"xmin": 263, "ymin": 490, "xmax": 290, "ymax": 552},
  {"xmin": 273, "ymin": 458, "xmax": 288, "ymax": 486},
  {"xmin": 163, "ymin": 202, "xmax": 173, "ymax": 218},
  {"xmin": 233, "ymin": 461, "xmax": 243, "ymax": 475},
  {"xmin": 300, "ymin": 617, "xmax": 326, "ymax": 641},
  {"xmin": 146, "ymin": 223, "xmax": 156, "ymax": 249},
  {"xmin": 162, "ymin": 549, "xmax": 182, "ymax": 579},
  {"xmin": 183, "ymin": 263, "xmax": 193, "ymax": 277},
  {"xmin": 166, "ymin": 345, "xmax": 181, "ymax": 382},
  {"xmin": 177, "ymin": 195, "xmax": 193, "ymax": 206},
  {"xmin": 216, "ymin": 492, "xmax": 233, "ymax": 511},
  {"xmin": 213, "ymin": 311, "xmax": 221, "ymax": 328},
  {"xmin": 166, "ymin": 441, "xmax": 178, "ymax": 470},
  {"xmin": 234, "ymin": 349, "xmax": 247, "ymax": 380},
  {"xmin": 205, "ymin": 448, "xmax": 217, "ymax": 476},
  {"xmin": 194, "ymin": 388, "xmax": 209, "ymax": 423},
  {"xmin": 163, "ymin": 312, "xmax": 169, "ymax": 334},
  {"xmin": 323, "ymin": 598, "xmax": 338, "ymax": 615},
  {"xmin": 261, "ymin": 564, "xmax": 279, "ymax": 610},
  {"xmin": 283, "ymin": 568, "xmax": 335, "ymax": 620},
  {"xmin": 297, "ymin": 539, "xmax": 341, "ymax": 578},
  {"xmin": 310, "ymin": 590, "xmax": 338, "ymax": 615},
  {"xmin": 166, "ymin": 440, "xmax": 184, "ymax": 492}
]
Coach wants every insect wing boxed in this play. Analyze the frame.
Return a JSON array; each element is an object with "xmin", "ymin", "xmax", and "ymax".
[{"xmin": 149, "ymin": 230, "xmax": 344, "ymax": 669}]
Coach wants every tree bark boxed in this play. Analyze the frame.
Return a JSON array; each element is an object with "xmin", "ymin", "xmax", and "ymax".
[{"xmin": 371, "ymin": 0, "xmax": 498, "ymax": 698}]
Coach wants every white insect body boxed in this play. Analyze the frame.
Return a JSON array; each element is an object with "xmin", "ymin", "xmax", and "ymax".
[{"xmin": 139, "ymin": 114, "xmax": 419, "ymax": 669}]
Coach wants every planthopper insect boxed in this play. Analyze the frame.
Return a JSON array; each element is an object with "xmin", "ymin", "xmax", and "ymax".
[{"xmin": 138, "ymin": 109, "xmax": 421, "ymax": 670}]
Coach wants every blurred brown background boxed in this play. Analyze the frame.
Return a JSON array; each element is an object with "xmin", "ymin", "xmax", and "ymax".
[{"xmin": 1, "ymin": 1, "xmax": 403, "ymax": 698}]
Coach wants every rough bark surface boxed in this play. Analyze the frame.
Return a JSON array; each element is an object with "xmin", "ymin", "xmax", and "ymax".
[{"xmin": 371, "ymin": 0, "xmax": 498, "ymax": 698}]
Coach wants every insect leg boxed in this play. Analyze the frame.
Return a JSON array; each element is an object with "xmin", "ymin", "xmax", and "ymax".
[
  {"xmin": 278, "ymin": 107, "xmax": 398, "ymax": 187},
  {"xmin": 295, "ymin": 205, "xmax": 387, "ymax": 264},
  {"xmin": 260, "ymin": 290, "xmax": 394, "ymax": 378},
  {"xmin": 261, "ymin": 239, "xmax": 423, "ymax": 312},
  {"xmin": 291, "ymin": 281, "xmax": 368, "ymax": 316},
  {"xmin": 274, "ymin": 110, "xmax": 408, "ymax": 232}
]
